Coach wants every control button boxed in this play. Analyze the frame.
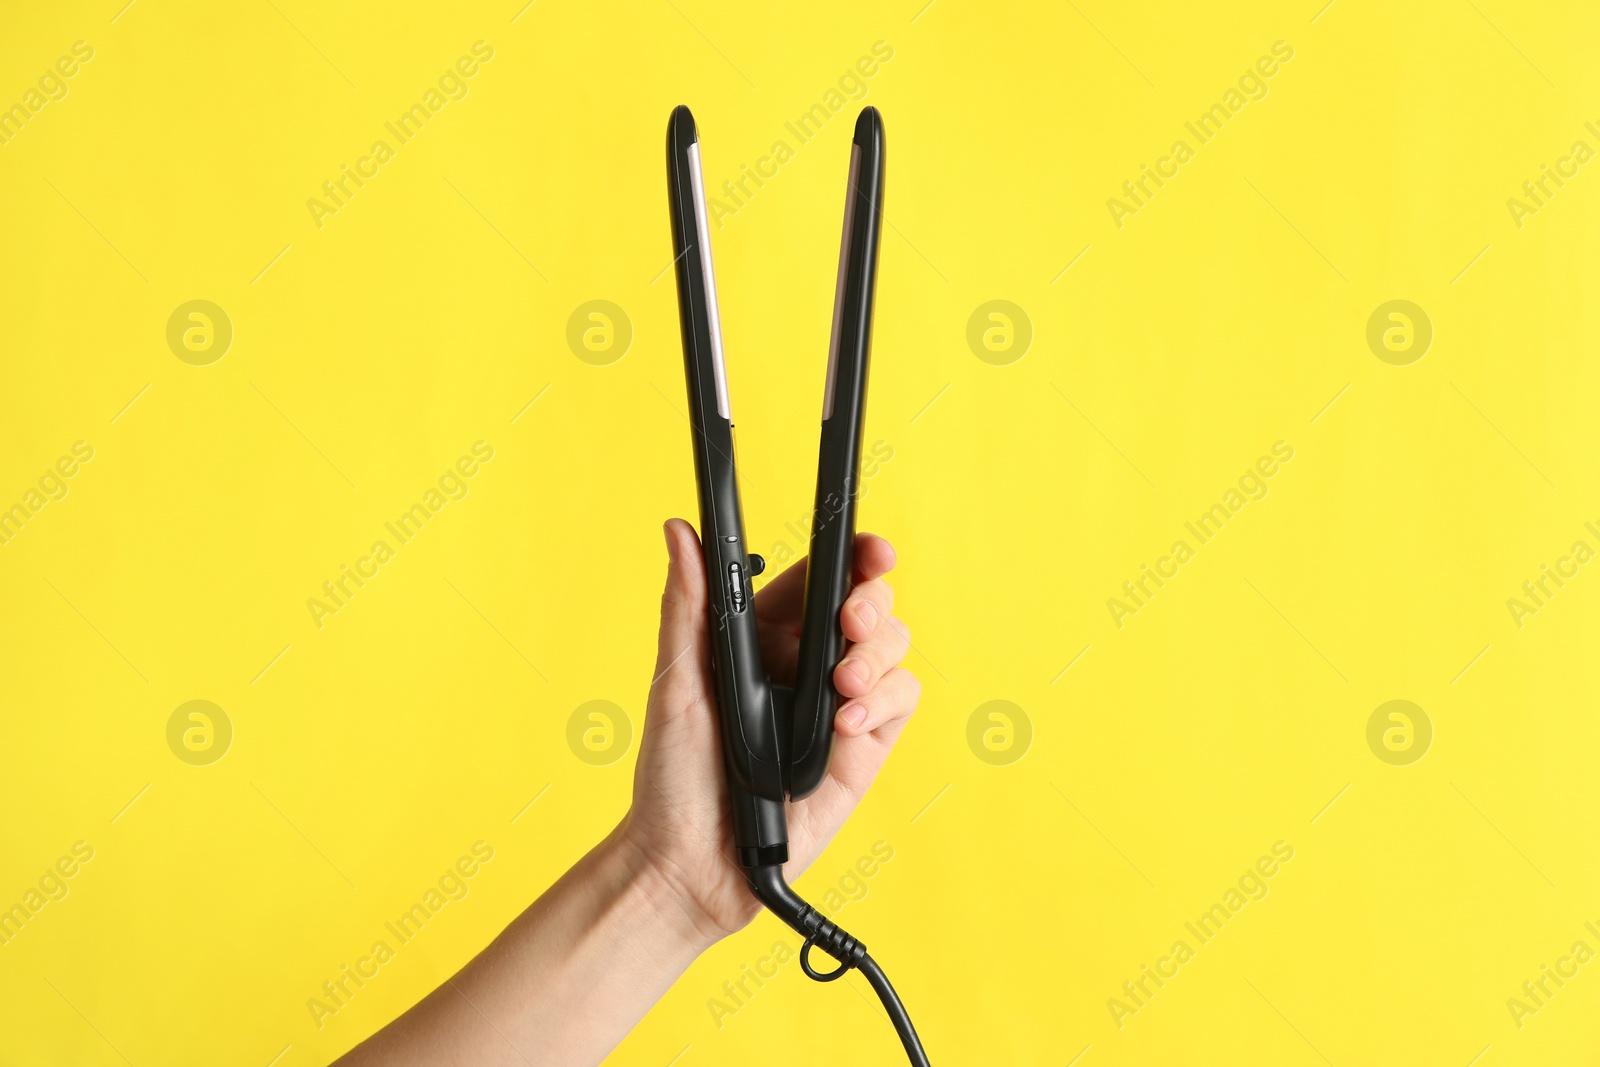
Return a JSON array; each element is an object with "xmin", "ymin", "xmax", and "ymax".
[
  {"xmin": 728, "ymin": 562, "xmax": 745, "ymax": 612},
  {"xmin": 748, "ymin": 553, "xmax": 766, "ymax": 577}
]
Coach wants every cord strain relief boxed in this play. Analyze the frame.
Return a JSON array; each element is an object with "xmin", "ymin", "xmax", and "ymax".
[{"xmin": 805, "ymin": 912, "xmax": 868, "ymax": 967}]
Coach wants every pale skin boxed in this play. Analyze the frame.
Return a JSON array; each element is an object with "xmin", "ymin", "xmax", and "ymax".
[{"xmin": 336, "ymin": 519, "xmax": 919, "ymax": 1066}]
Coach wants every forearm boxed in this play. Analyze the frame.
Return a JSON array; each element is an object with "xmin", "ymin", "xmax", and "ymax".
[{"xmin": 337, "ymin": 827, "xmax": 716, "ymax": 1067}]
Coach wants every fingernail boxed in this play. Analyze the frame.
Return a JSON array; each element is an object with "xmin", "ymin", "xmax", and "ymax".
[
  {"xmin": 841, "ymin": 703, "xmax": 866, "ymax": 728},
  {"xmin": 663, "ymin": 521, "xmax": 674, "ymax": 559},
  {"xmin": 855, "ymin": 600, "xmax": 877, "ymax": 629},
  {"xmin": 842, "ymin": 658, "xmax": 869, "ymax": 684}
]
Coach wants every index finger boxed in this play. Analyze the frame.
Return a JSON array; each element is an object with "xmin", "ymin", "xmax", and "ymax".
[
  {"xmin": 754, "ymin": 532, "xmax": 897, "ymax": 627},
  {"xmin": 852, "ymin": 532, "xmax": 896, "ymax": 585}
]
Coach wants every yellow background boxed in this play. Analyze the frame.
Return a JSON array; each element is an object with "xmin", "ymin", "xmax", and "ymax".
[{"xmin": 3, "ymin": 0, "xmax": 1599, "ymax": 1063}]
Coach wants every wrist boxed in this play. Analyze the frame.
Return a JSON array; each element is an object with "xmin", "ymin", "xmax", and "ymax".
[{"xmin": 603, "ymin": 824, "xmax": 728, "ymax": 957}]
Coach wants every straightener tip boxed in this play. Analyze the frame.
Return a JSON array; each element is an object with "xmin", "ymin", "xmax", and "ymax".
[
  {"xmin": 852, "ymin": 106, "xmax": 883, "ymax": 150},
  {"xmin": 669, "ymin": 105, "xmax": 698, "ymax": 147}
]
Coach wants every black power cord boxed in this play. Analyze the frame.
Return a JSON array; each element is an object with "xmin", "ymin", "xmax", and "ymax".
[{"xmin": 745, "ymin": 865, "xmax": 931, "ymax": 1067}]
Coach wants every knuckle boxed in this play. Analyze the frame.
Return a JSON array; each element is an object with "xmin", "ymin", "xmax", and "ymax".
[
  {"xmin": 888, "ymin": 617, "xmax": 911, "ymax": 649},
  {"xmin": 873, "ymin": 580, "xmax": 896, "ymax": 613},
  {"xmin": 857, "ymin": 639, "xmax": 890, "ymax": 667},
  {"xmin": 866, "ymin": 689, "xmax": 891, "ymax": 722},
  {"xmin": 851, "ymin": 641, "xmax": 892, "ymax": 677},
  {"xmin": 858, "ymin": 577, "xmax": 893, "ymax": 607}
]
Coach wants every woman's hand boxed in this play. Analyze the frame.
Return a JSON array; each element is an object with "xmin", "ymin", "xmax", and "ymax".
[
  {"xmin": 334, "ymin": 519, "xmax": 919, "ymax": 1067},
  {"xmin": 618, "ymin": 518, "xmax": 921, "ymax": 945}
]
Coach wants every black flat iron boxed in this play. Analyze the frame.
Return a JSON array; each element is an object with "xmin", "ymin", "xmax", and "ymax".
[{"xmin": 666, "ymin": 105, "xmax": 930, "ymax": 1065}]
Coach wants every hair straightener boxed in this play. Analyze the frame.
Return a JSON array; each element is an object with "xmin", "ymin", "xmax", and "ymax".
[{"xmin": 666, "ymin": 105, "xmax": 930, "ymax": 1066}]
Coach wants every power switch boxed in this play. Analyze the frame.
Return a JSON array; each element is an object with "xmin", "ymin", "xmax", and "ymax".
[{"xmin": 728, "ymin": 561, "xmax": 746, "ymax": 613}]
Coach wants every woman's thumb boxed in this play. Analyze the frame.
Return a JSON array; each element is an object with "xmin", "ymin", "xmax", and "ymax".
[{"xmin": 653, "ymin": 519, "xmax": 708, "ymax": 687}]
